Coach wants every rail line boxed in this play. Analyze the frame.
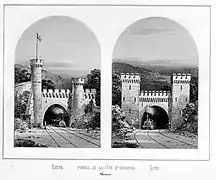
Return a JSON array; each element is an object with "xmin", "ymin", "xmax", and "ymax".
[
  {"xmin": 57, "ymin": 127, "xmax": 100, "ymax": 147},
  {"xmin": 44, "ymin": 127, "xmax": 61, "ymax": 148},
  {"xmin": 68, "ymin": 128, "xmax": 100, "ymax": 141},
  {"xmin": 147, "ymin": 130, "xmax": 170, "ymax": 148},
  {"xmin": 134, "ymin": 129, "xmax": 197, "ymax": 148},
  {"xmin": 47, "ymin": 126, "xmax": 77, "ymax": 148},
  {"xmin": 158, "ymin": 130, "xmax": 197, "ymax": 148}
]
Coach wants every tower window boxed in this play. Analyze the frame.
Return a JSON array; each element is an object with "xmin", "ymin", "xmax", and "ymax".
[
  {"xmin": 134, "ymin": 97, "xmax": 136, "ymax": 102},
  {"xmin": 129, "ymin": 85, "xmax": 131, "ymax": 90},
  {"xmin": 180, "ymin": 85, "xmax": 183, "ymax": 91},
  {"xmin": 129, "ymin": 108, "xmax": 131, "ymax": 113},
  {"xmin": 123, "ymin": 97, "xmax": 125, "ymax": 101},
  {"xmin": 186, "ymin": 97, "xmax": 188, "ymax": 102},
  {"xmin": 175, "ymin": 97, "xmax": 177, "ymax": 102}
]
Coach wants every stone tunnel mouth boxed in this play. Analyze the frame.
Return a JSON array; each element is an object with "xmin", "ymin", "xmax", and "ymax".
[
  {"xmin": 141, "ymin": 105, "xmax": 169, "ymax": 130},
  {"xmin": 43, "ymin": 104, "xmax": 70, "ymax": 127}
]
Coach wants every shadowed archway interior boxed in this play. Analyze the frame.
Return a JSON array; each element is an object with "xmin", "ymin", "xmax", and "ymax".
[
  {"xmin": 141, "ymin": 105, "xmax": 169, "ymax": 129},
  {"xmin": 43, "ymin": 104, "xmax": 70, "ymax": 127}
]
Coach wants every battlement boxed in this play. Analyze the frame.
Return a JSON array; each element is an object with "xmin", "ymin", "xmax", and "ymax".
[
  {"xmin": 121, "ymin": 73, "xmax": 141, "ymax": 83},
  {"xmin": 140, "ymin": 90, "xmax": 170, "ymax": 97},
  {"xmin": 139, "ymin": 90, "xmax": 170, "ymax": 103},
  {"xmin": 42, "ymin": 89, "xmax": 70, "ymax": 98},
  {"xmin": 30, "ymin": 58, "xmax": 44, "ymax": 67},
  {"xmin": 71, "ymin": 77, "xmax": 85, "ymax": 85},
  {"xmin": 172, "ymin": 73, "xmax": 191, "ymax": 83},
  {"xmin": 84, "ymin": 88, "xmax": 96, "ymax": 93}
]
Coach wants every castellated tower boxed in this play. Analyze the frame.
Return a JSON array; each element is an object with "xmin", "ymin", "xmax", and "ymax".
[
  {"xmin": 30, "ymin": 58, "xmax": 43, "ymax": 127},
  {"xmin": 121, "ymin": 73, "xmax": 140, "ymax": 127},
  {"xmin": 70, "ymin": 78, "xmax": 85, "ymax": 126},
  {"xmin": 171, "ymin": 73, "xmax": 191, "ymax": 128}
]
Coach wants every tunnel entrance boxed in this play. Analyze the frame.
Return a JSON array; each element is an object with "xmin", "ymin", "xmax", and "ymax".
[
  {"xmin": 141, "ymin": 105, "xmax": 169, "ymax": 130},
  {"xmin": 43, "ymin": 104, "xmax": 70, "ymax": 127}
]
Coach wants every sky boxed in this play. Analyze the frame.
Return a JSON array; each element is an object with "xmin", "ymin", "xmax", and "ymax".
[
  {"xmin": 113, "ymin": 17, "xmax": 198, "ymax": 67},
  {"xmin": 15, "ymin": 16, "xmax": 101, "ymax": 78}
]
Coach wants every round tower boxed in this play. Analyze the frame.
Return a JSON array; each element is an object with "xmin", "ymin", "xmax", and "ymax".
[
  {"xmin": 30, "ymin": 58, "xmax": 43, "ymax": 127},
  {"xmin": 121, "ymin": 73, "xmax": 140, "ymax": 127},
  {"xmin": 171, "ymin": 73, "xmax": 191, "ymax": 128},
  {"xmin": 70, "ymin": 78, "xmax": 85, "ymax": 126}
]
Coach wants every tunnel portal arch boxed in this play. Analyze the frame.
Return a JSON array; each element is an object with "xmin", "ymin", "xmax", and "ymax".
[
  {"xmin": 141, "ymin": 105, "xmax": 169, "ymax": 129},
  {"xmin": 42, "ymin": 103, "xmax": 70, "ymax": 126}
]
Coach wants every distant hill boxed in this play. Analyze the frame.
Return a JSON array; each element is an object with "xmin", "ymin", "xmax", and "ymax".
[
  {"xmin": 113, "ymin": 59, "xmax": 198, "ymax": 77},
  {"xmin": 15, "ymin": 64, "xmax": 71, "ymax": 89},
  {"xmin": 112, "ymin": 62, "xmax": 171, "ymax": 91}
]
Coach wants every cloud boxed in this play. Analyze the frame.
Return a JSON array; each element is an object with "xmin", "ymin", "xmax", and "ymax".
[
  {"xmin": 45, "ymin": 60, "xmax": 74, "ymax": 68},
  {"xmin": 130, "ymin": 28, "xmax": 175, "ymax": 36}
]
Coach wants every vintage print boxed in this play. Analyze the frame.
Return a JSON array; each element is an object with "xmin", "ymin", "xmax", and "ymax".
[
  {"xmin": 14, "ymin": 16, "xmax": 101, "ymax": 148},
  {"xmin": 112, "ymin": 17, "xmax": 198, "ymax": 149}
]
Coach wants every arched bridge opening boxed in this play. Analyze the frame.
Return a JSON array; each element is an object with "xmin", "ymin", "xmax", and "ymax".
[
  {"xmin": 43, "ymin": 104, "xmax": 70, "ymax": 127},
  {"xmin": 141, "ymin": 105, "xmax": 169, "ymax": 129}
]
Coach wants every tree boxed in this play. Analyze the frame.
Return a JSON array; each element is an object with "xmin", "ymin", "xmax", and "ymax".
[
  {"xmin": 15, "ymin": 67, "xmax": 31, "ymax": 84},
  {"xmin": 42, "ymin": 79, "xmax": 55, "ymax": 89},
  {"xmin": 14, "ymin": 91, "xmax": 30, "ymax": 117},
  {"xmin": 190, "ymin": 76, "xmax": 198, "ymax": 103},
  {"xmin": 161, "ymin": 84, "xmax": 171, "ymax": 91},
  {"xmin": 85, "ymin": 69, "xmax": 101, "ymax": 106},
  {"xmin": 112, "ymin": 73, "xmax": 121, "ymax": 106},
  {"xmin": 182, "ymin": 101, "xmax": 198, "ymax": 123}
]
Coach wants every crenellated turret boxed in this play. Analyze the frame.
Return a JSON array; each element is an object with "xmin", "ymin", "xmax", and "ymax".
[
  {"xmin": 171, "ymin": 73, "xmax": 191, "ymax": 128},
  {"xmin": 121, "ymin": 73, "xmax": 141, "ymax": 83},
  {"xmin": 171, "ymin": 73, "xmax": 191, "ymax": 84}
]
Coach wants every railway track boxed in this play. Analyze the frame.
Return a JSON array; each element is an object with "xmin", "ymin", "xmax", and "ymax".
[
  {"xmin": 158, "ymin": 130, "xmax": 197, "ymax": 148},
  {"xmin": 134, "ymin": 129, "xmax": 197, "ymax": 148},
  {"xmin": 58, "ymin": 127, "xmax": 100, "ymax": 147},
  {"xmin": 45, "ymin": 125, "xmax": 100, "ymax": 148}
]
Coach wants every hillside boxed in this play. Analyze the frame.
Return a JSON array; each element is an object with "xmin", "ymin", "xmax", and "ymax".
[
  {"xmin": 113, "ymin": 59, "xmax": 198, "ymax": 77},
  {"xmin": 112, "ymin": 62, "xmax": 170, "ymax": 91},
  {"xmin": 15, "ymin": 64, "xmax": 71, "ymax": 89}
]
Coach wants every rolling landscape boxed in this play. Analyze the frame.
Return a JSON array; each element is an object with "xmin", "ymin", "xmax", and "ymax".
[{"xmin": 112, "ymin": 60, "xmax": 198, "ymax": 91}]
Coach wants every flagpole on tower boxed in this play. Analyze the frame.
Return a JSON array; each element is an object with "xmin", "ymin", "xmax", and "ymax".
[{"xmin": 36, "ymin": 32, "xmax": 42, "ymax": 60}]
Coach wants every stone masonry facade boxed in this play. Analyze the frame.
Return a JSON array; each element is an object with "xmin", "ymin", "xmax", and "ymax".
[
  {"xmin": 15, "ymin": 58, "xmax": 96, "ymax": 128},
  {"xmin": 121, "ymin": 73, "xmax": 191, "ymax": 129}
]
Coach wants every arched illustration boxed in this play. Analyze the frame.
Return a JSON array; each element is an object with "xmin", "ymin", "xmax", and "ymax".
[
  {"xmin": 14, "ymin": 15, "xmax": 100, "ymax": 127},
  {"xmin": 113, "ymin": 17, "xmax": 198, "ymax": 129}
]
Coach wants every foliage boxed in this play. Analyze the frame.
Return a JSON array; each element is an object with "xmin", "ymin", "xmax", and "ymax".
[
  {"xmin": 178, "ymin": 101, "xmax": 198, "ymax": 134},
  {"xmin": 84, "ymin": 99, "xmax": 95, "ymax": 113},
  {"xmin": 85, "ymin": 69, "xmax": 101, "ymax": 106},
  {"xmin": 182, "ymin": 101, "xmax": 198, "ymax": 123},
  {"xmin": 14, "ymin": 91, "xmax": 30, "ymax": 118},
  {"xmin": 190, "ymin": 76, "xmax": 198, "ymax": 103},
  {"xmin": 14, "ymin": 118, "xmax": 29, "ymax": 130},
  {"xmin": 161, "ymin": 84, "xmax": 171, "ymax": 91},
  {"xmin": 42, "ymin": 79, "xmax": 55, "ymax": 89},
  {"xmin": 15, "ymin": 67, "xmax": 31, "ymax": 84},
  {"xmin": 14, "ymin": 139, "xmax": 47, "ymax": 147},
  {"xmin": 112, "ymin": 72, "xmax": 121, "ymax": 106},
  {"xmin": 112, "ymin": 141, "xmax": 139, "ymax": 148}
]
